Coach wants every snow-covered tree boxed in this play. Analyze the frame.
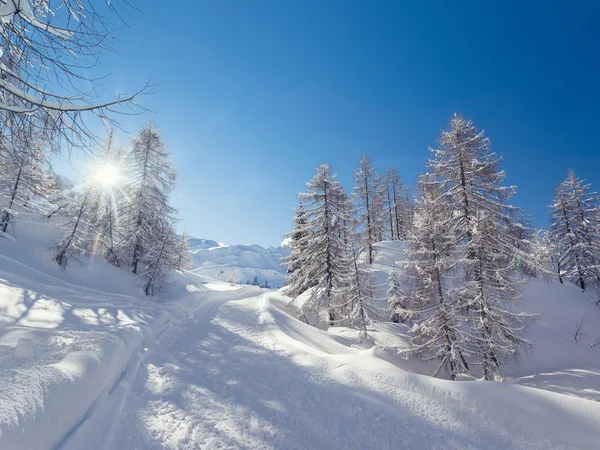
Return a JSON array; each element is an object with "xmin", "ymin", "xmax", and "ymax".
[
  {"xmin": 53, "ymin": 186, "xmax": 95, "ymax": 269},
  {"xmin": 387, "ymin": 269, "xmax": 405, "ymax": 323},
  {"xmin": 284, "ymin": 201, "xmax": 312, "ymax": 296},
  {"xmin": 0, "ymin": 0, "xmax": 146, "ymax": 151},
  {"xmin": 504, "ymin": 210, "xmax": 536, "ymax": 276},
  {"xmin": 90, "ymin": 130, "xmax": 126, "ymax": 266},
  {"xmin": 352, "ymin": 154, "xmax": 384, "ymax": 264},
  {"xmin": 387, "ymin": 167, "xmax": 410, "ymax": 240},
  {"xmin": 383, "ymin": 169, "xmax": 396, "ymax": 240},
  {"xmin": 121, "ymin": 123, "xmax": 177, "ymax": 275},
  {"xmin": 141, "ymin": 222, "xmax": 179, "ymax": 296},
  {"xmin": 550, "ymin": 170, "xmax": 600, "ymax": 290},
  {"xmin": 426, "ymin": 113, "xmax": 534, "ymax": 380},
  {"xmin": 173, "ymin": 231, "xmax": 193, "ymax": 271},
  {"xmin": 530, "ymin": 229, "xmax": 555, "ymax": 281},
  {"xmin": 344, "ymin": 238, "xmax": 380, "ymax": 340},
  {"xmin": 402, "ymin": 178, "xmax": 471, "ymax": 380},
  {"xmin": 293, "ymin": 163, "xmax": 351, "ymax": 326},
  {"xmin": 0, "ymin": 122, "xmax": 53, "ymax": 234}
]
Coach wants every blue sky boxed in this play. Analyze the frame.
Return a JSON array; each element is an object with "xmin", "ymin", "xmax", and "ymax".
[{"xmin": 59, "ymin": 0, "xmax": 600, "ymax": 247}]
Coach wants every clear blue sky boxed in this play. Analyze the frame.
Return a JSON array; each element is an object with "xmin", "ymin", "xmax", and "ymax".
[{"xmin": 64, "ymin": 0, "xmax": 600, "ymax": 247}]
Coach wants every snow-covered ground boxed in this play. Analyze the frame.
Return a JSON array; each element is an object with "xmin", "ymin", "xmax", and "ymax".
[
  {"xmin": 188, "ymin": 237, "xmax": 288, "ymax": 288},
  {"xmin": 1, "ymin": 225, "xmax": 600, "ymax": 449}
]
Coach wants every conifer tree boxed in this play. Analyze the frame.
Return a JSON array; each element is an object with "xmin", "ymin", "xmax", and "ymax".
[
  {"xmin": 285, "ymin": 201, "xmax": 312, "ymax": 296},
  {"xmin": 388, "ymin": 167, "xmax": 410, "ymax": 239},
  {"xmin": 387, "ymin": 269, "xmax": 404, "ymax": 323},
  {"xmin": 550, "ymin": 171, "xmax": 600, "ymax": 289},
  {"xmin": 121, "ymin": 123, "xmax": 176, "ymax": 275},
  {"xmin": 173, "ymin": 231, "xmax": 193, "ymax": 271},
  {"xmin": 141, "ymin": 222, "xmax": 179, "ymax": 296},
  {"xmin": 403, "ymin": 178, "xmax": 471, "ymax": 380},
  {"xmin": 383, "ymin": 169, "xmax": 396, "ymax": 240},
  {"xmin": 294, "ymin": 164, "xmax": 351, "ymax": 326},
  {"xmin": 427, "ymin": 113, "xmax": 533, "ymax": 380},
  {"xmin": 0, "ymin": 122, "xmax": 53, "ymax": 234},
  {"xmin": 353, "ymin": 154, "xmax": 384, "ymax": 264},
  {"xmin": 53, "ymin": 186, "xmax": 95, "ymax": 269},
  {"xmin": 345, "ymin": 237, "xmax": 379, "ymax": 340}
]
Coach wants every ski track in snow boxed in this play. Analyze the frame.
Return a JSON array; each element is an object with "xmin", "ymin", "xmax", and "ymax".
[{"xmin": 60, "ymin": 291, "xmax": 600, "ymax": 450}]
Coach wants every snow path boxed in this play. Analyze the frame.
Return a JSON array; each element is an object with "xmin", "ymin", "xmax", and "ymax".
[{"xmin": 62, "ymin": 291, "xmax": 600, "ymax": 450}]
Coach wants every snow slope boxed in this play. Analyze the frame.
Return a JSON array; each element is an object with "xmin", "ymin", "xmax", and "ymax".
[
  {"xmin": 189, "ymin": 237, "xmax": 288, "ymax": 288},
  {"xmin": 330, "ymin": 241, "xmax": 600, "ymax": 401},
  {"xmin": 65, "ymin": 293, "xmax": 600, "ymax": 449},
  {"xmin": 1, "ymin": 225, "xmax": 600, "ymax": 449}
]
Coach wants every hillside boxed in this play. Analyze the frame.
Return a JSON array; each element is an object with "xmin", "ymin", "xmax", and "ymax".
[
  {"xmin": 188, "ymin": 237, "xmax": 288, "ymax": 288},
  {"xmin": 327, "ymin": 241, "xmax": 600, "ymax": 401},
  {"xmin": 1, "ymin": 222, "xmax": 599, "ymax": 449}
]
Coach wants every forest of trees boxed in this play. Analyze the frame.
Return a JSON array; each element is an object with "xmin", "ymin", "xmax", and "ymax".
[
  {"xmin": 285, "ymin": 154, "xmax": 412, "ymax": 328},
  {"xmin": 0, "ymin": 1, "xmax": 191, "ymax": 296},
  {"xmin": 285, "ymin": 113, "xmax": 600, "ymax": 381}
]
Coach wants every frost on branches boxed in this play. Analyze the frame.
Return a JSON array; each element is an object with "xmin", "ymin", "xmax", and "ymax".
[
  {"xmin": 352, "ymin": 154, "xmax": 385, "ymax": 264},
  {"xmin": 284, "ymin": 201, "xmax": 312, "ymax": 297},
  {"xmin": 141, "ymin": 222, "xmax": 179, "ymax": 296},
  {"xmin": 121, "ymin": 123, "xmax": 177, "ymax": 276},
  {"xmin": 0, "ymin": 120, "xmax": 53, "ymax": 234},
  {"xmin": 341, "ymin": 235, "xmax": 382, "ymax": 340},
  {"xmin": 90, "ymin": 130, "xmax": 127, "ymax": 267},
  {"xmin": 415, "ymin": 113, "xmax": 535, "ymax": 381},
  {"xmin": 294, "ymin": 164, "xmax": 351, "ymax": 326},
  {"xmin": 550, "ymin": 170, "xmax": 600, "ymax": 290},
  {"xmin": 0, "ymin": 0, "xmax": 145, "ymax": 151},
  {"xmin": 383, "ymin": 167, "xmax": 412, "ymax": 240},
  {"xmin": 53, "ymin": 186, "xmax": 95, "ymax": 269},
  {"xmin": 173, "ymin": 231, "xmax": 193, "ymax": 271},
  {"xmin": 402, "ymin": 178, "xmax": 471, "ymax": 380}
]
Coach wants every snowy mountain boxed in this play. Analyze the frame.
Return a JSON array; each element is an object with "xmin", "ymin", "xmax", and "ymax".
[{"xmin": 188, "ymin": 237, "xmax": 289, "ymax": 288}]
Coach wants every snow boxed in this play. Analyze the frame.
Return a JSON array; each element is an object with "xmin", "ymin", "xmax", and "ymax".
[
  {"xmin": 1, "ymin": 220, "xmax": 600, "ymax": 448},
  {"xmin": 189, "ymin": 237, "xmax": 289, "ymax": 288}
]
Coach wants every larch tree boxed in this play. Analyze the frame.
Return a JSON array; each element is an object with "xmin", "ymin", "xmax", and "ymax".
[
  {"xmin": 141, "ymin": 221, "xmax": 179, "ymax": 296},
  {"xmin": 427, "ymin": 113, "xmax": 534, "ymax": 381},
  {"xmin": 53, "ymin": 185, "xmax": 95, "ymax": 269},
  {"xmin": 0, "ymin": 121, "xmax": 53, "ymax": 234},
  {"xmin": 549, "ymin": 170, "xmax": 600, "ymax": 290},
  {"xmin": 284, "ymin": 200, "xmax": 312, "ymax": 297},
  {"xmin": 402, "ymin": 178, "xmax": 471, "ymax": 380},
  {"xmin": 387, "ymin": 269, "xmax": 404, "ymax": 323},
  {"xmin": 383, "ymin": 169, "xmax": 396, "ymax": 240},
  {"xmin": 353, "ymin": 154, "xmax": 384, "ymax": 264},
  {"xmin": 388, "ymin": 167, "xmax": 410, "ymax": 239},
  {"xmin": 173, "ymin": 231, "xmax": 193, "ymax": 271},
  {"xmin": 122, "ymin": 123, "xmax": 176, "ymax": 276},
  {"xmin": 91, "ymin": 129, "xmax": 126, "ymax": 267},
  {"xmin": 295, "ymin": 163, "xmax": 351, "ymax": 326},
  {"xmin": 345, "ymin": 236, "xmax": 379, "ymax": 340}
]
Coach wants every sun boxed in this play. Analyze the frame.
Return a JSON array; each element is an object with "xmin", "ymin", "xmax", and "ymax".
[{"xmin": 92, "ymin": 162, "xmax": 122, "ymax": 189}]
